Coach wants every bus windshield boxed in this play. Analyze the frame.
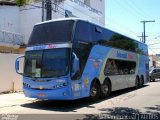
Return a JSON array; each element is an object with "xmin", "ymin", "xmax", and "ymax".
[
  {"xmin": 24, "ymin": 48, "xmax": 70, "ymax": 78},
  {"xmin": 28, "ymin": 20, "xmax": 74, "ymax": 46}
]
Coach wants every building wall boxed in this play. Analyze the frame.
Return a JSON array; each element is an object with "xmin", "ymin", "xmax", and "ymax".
[
  {"xmin": 65, "ymin": 0, "xmax": 105, "ymax": 26},
  {"xmin": 0, "ymin": 5, "xmax": 21, "ymax": 33},
  {"xmin": 0, "ymin": 53, "xmax": 23, "ymax": 93},
  {"xmin": 149, "ymin": 55, "xmax": 160, "ymax": 68},
  {"xmin": 89, "ymin": 0, "xmax": 105, "ymax": 25},
  {"xmin": 20, "ymin": 2, "xmax": 42, "ymax": 44},
  {"xmin": 0, "ymin": 5, "xmax": 24, "ymax": 54}
]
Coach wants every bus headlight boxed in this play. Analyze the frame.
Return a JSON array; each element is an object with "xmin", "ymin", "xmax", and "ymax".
[{"xmin": 53, "ymin": 83, "xmax": 67, "ymax": 89}]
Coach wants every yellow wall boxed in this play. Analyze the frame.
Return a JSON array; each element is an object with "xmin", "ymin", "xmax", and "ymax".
[{"xmin": 0, "ymin": 46, "xmax": 25, "ymax": 54}]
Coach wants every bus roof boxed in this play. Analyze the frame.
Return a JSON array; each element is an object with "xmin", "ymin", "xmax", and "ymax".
[{"xmin": 35, "ymin": 18, "xmax": 88, "ymax": 26}]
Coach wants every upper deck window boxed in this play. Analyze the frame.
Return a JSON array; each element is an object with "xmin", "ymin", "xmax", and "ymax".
[{"xmin": 28, "ymin": 20, "xmax": 75, "ymax": 46}]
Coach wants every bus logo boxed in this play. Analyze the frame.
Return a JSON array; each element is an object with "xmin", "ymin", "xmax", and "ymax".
[
  {"xmin": 128, "ymin": 53, "xmax": 134, "ymax": 59},
  {"xmin": 48, "ymin": 44, "xmax": 56, "ymax": 49},
  {"xmin": 117, "ymin": 52, "xmax": 127, "ymax": 59},
  {"xmin": 117, "ymin": 52, "xmax": 134, "ymax": 60}
]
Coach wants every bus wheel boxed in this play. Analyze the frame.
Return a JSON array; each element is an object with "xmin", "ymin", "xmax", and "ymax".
[
  {"xmin": 150, "ymin": 77, "xmax": 152, "ymax": 82},
  {"xmin": 100, "ymin": 80, "xmax": 111, "ymax": 98},
  {"xmin": 135, "ymin": 77, "xmax": 139, "ymax": 89},
  {"xmin": 87, "ymin": 81, "xmax": 100, "ymax": 101},
  {"xmin": 152, "ymin": 79, "xmax": 155, "ymax": 82},
  {"xmin": 150, "ymin": 77, "xmax": 155, "ymax": 82},
  {"xmin": 140, "ymin": 76, "xmax": 144, "ymax": 87}
]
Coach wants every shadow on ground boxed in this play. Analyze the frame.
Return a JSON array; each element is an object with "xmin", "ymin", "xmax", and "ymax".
[
  {"xmin": 82, "ymin": 105, "xmax": 160, "ymax": 120},
  {"xmin": 151, "ymin": 79, "xmax": 160, "ymax": 82},
  {"xmin": 21, "ymin": 85, "xmax": 149, "ymax": 113}
]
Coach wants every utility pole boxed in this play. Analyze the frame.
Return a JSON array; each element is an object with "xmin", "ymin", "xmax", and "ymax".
[
  {"xmin": 46, "ymin": 0, "xmax": 52, "ymax": 20},
  {"xmin": 141, "ymin": 20, "xmax": 155, "ymax": 43},
  {"xmin": 42, "ymin": 0, "xmax": 52, "ymax": 21},
  {"xmin": 42, "ymin": 0, "xmax": 45, "ymax": 21},
  {"xmin": 137, "ymin": 32, "xmax": 148, "ymax": 43},
  {"xmin": 137, "ymin": 32, "xmax": 144, "ymax": 42}
]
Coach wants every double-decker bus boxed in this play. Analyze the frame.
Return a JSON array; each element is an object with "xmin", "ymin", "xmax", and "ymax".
[{"xmin": 15, "ymin": 18, "xmax": 149, "ymax": 101}]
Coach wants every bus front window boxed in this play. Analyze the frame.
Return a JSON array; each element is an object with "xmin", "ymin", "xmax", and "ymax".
[{"xmin": 24, "ymin": 48, "xmax": 70, "ymax": 78}]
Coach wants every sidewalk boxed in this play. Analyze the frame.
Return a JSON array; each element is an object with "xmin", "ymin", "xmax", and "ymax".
[{"xmin": 0, "ymin": 92, "xmax": 36, "ymax": 109}]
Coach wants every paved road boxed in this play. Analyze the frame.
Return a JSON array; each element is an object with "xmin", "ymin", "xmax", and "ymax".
[{"xmin": 0, "ymin": 80, "xmax": 160, "ymax": 120}]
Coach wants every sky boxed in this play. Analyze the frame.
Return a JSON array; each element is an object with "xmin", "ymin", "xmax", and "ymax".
[{"xmin": 105, "ymin": 0, "xmax": 160, "ymax": 55}]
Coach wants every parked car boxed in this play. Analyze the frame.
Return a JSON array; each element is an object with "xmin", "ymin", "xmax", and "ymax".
[{"xmin": 149, "ymin": 68, "xmax": 160, "ymax": 82}]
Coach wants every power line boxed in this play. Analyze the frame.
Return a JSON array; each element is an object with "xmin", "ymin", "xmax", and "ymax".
[
  {"xmin": 129, "ymin": 0, "xmax": 152, "ymax": 18},
  {"xmin": 125, "ymin": 0, "xmax": 148, "ymax": 18},
  {"xmin": 147, "ymin": 34, "xmax": 160, "ymax": 45},
  {"xmin": 105, "ymin": 23, "xmax": 125, "ymax": 34},
  {"xmin": 64, "ymin": 2, "xmax": 95, "ymax": 20},
  {"xmin": 113, "ymin": 0, "xmax": 142, "ymax": 20},
  {"xmin": 149, "ymin": 48, "xmax": 160, "ymax": 49},
  {"xmin": 147, "ymin": 34, "xmax": 160, "ymax": 44},
  {"xmin": 106, "ymin": 17, "xmax": 138, "ymax": 36},
  {"xmin": 112, "ymin": 0, "xmax": 157, "ymax": 43},
  {"xmin": 148, "ymin": 47, "xmax": 159, "ymax": 54},
  {"xmin": 20, "ymin": 1, "xmax": 65, "ymax": 16},
  {"xmin": 148, "ymin": 42, "xmax": 160, "ymax": 46}
]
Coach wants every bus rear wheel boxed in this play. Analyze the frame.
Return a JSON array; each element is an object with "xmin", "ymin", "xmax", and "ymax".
[
  {"xmin": 140, "ymin": 76, "xmax": 144, "ymax": 87},
  {"xmin": 135, "ymin": 77, "xmax": 139, "ymax": 89},
  {"xmin": 87, "ymin": 81, "xmax": 100, "ymax": 101},
  {"xmin": 100, "ymin": 80, "xmax": 111, "ymax": 98}
]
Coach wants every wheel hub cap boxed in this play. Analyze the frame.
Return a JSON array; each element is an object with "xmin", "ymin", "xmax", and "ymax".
[
  {"xmin": 103, "ymin": 85, "xmax": 108, "ymax": 94},
  {"xmin": 91, "ymin": 88, "xmax": 97, "ymax": 96}
]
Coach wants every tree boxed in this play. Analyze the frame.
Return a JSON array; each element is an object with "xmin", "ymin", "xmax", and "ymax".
[{"xmin": 16, "ymin": 0, "xmax": 27, "ymax": 6}]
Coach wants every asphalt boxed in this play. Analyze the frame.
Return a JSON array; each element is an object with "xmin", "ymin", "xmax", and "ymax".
[{"xmin": 0, "ymin": 80, "xmax": 160, "ymax": 120}]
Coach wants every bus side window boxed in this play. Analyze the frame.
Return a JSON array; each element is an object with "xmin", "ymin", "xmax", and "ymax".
[
  {"xmin": 104, "ymin": 60, "xmax": 111, "ymax": 75},
  {"xmin": 104, "ymin": 59, "xmax": 118, "ymax": 75},
  {"xmin": 104, "ymin": 59, "xmax": 136, "ymax": 76},
  {"xmin": 130, "ymin": 69, "xmax": 135, "ymax": 74}
]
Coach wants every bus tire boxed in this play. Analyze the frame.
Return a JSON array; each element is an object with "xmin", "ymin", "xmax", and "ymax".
[
  {"xmin": 150, "ymin": 77, "xmax": 155, "ymax": 82},
  {"xmin": 100, "ymin": 80, "xmax": 111, "ymax": 98},
  {"xmin": 140, "ymin": 76, "xmax": 144, "ymax": 87},
  {"xmin": 135, "ymin": 77, "xmax": 139, "ymax": 89},
  {"xmin": 149, "ymin": 77, "xmax": 152, "ymax": 82},
  {"xmin": 152, "ymin": 79, "xmax": 155, "ymax": 82},
  {"xmin": 87, "ymin": 80, "xmax": 100, "ymax": 101}
]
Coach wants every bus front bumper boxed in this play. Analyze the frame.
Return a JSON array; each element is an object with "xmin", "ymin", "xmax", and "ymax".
[{"xmin": 23, "ymin": 87, "xmax": 73, "ymax": 100}]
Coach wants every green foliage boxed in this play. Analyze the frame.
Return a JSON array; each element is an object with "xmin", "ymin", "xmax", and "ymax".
[
  {"xmin": 109, "ymin": 34, "xmax": 137, "ymax": 51},
  {"xmin": 16, "ymin": 0, "xmax": 27, "ymax": 6}
]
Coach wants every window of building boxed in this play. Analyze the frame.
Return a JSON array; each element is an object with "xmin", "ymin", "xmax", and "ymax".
[{"xmin": 104, "ymin": 59, "xmax": 136, "ymax": 76}]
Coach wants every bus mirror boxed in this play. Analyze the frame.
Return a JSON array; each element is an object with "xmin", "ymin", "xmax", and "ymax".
[
  {"xmin": 15, "ymin": 56, "xmax": 24, "ymax": 75},
  {"xmin": 72, "ymin": 53, "xmax": 79, "ymax": 77}
]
